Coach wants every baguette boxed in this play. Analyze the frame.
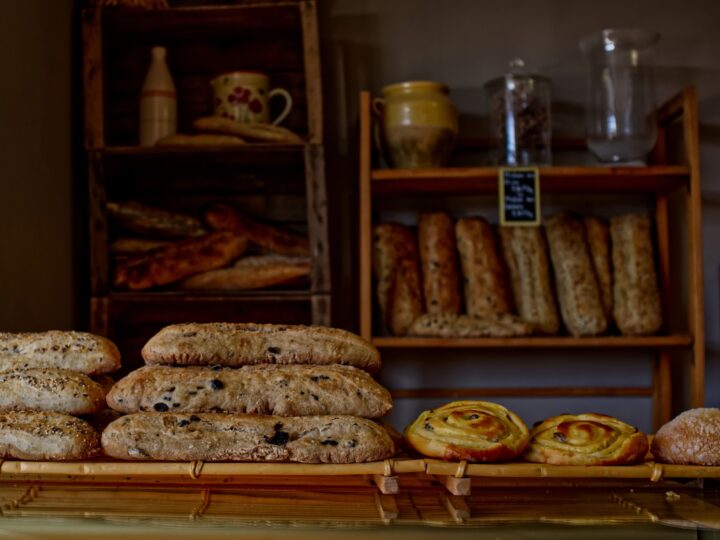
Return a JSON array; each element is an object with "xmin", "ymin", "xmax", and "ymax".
[
  {"xmin": 0, "ymin": 331, "xmax": 120, "ymax": 375},
  {"xmin": 545, "ymin": 213, "xmax": 608, "ymax": 336},
  {"xmin": 610, "ymin": 213, "xmax": 662, "ymax": 335},
  {"xmin": 109, "ymin": 238, "xmax": 174, "ymax": 256},
  {"xmin": 102, "ymin": 413, "xmax": 395, "ymax": 463},
  {"xmin": 373, "ymin": 223, "xmax": 424, "ymax": 336},
  {"xmin": 107, "ymin": 364, "xmax": 392, "ymax": 418},
  {"xmin": 418, "ymin": 212, "xmax": 461, "ymax": 315},
  {"xmin": 107, "ymin": 201, "xmax": 205, "ymax": 238},
  {"xmin": 408, "ymin": 313, "xmax": 533, "ymax": 338},
  {"xmin": 456, "ymin": 217, "xmax": 512, "ymax": 317},
  {"xmin": 499, "ymin": 226, "xmax": 560, "ymax": 335},
  {"xmin": 142, "ymin": 323, "xmax": 381, "ymax": 374},
  {"xmin": 584, "ymin": 216, "xmax": 613, "ymax": 321},
  {"xmin": 179, "ymin": 255, "xmax": 310, "ymax": 290},
  {"xmin": 113, "ymin": 231, "xmax": 248, "ymax": 290},
  {"xmin": 0, "ymin": 411, "xmax": 100, "ymax": 460}
]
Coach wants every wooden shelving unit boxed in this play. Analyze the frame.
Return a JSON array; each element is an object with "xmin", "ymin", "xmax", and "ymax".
[
  {"xmin": 82, "ymin": 1, "xmax": 330, "ymax": 369},
  {"xmin": 358, "ymin": 88, "xmax": 705, "ymax": 429}
]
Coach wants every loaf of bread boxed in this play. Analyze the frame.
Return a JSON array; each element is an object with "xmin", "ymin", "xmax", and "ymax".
[
  {"xmin": 418, "ymin": 213, "xmax": 461, "ymax": 315},
  {"xmin": 0, "ymin": 368, "xmax": 106, "ymax": 415},
  {"xmin": 107, "ymin": 365, "xmax": 392, "ymax": 418},
  {"xmin": 0, "ymin": 411, "xmax": 100, "ymax": 460},
  {"xmin": 583, "ymin": 216, "xmax": 613, "ymax": 321},
  {"xmin": 179, "ymin": 255, "xmax": 310, "ymax": 290},
  {"xmin": 610, "ymin": 213, "xmax": 662, "ymax": 335},
  {"xmin": 651, "ymin": 408, "xmax": 720, "ymax": 466},
  {"xmin": 456, "ymin": 217, "xmax": 512, "ymax": 317},
  {"xmin": 109, "ymin": 238, "xmax": 173, "ymax": 256},
  {"xmin": 499, "ymin": 226, "xmax": 560, "ymax": 335},
  {"xmin": 113, "ymin": 231, "xmax": 248, "ymax": 290},
  {"xmin": 102, "ymin": 413, "xmax": 395, "ymax": 463},
  {"xmin": 205, "ymin": 204, "xmax": 309, "ymax": 257},
  {"xmin": 193, "ymin": 117, "xmax": 304, "ymax": 144},
  {"xmin": 408, "ymin": 313, "xmax": 533, "ymax": 338},
  {"xmin": 0, "ymin": 331, "xmax": 120, "ymax": 375},
  {"xmin": 545, "ymin": 213, "xmax": 608, "ymax": 337},
  {"xmin": 142, "ymin": 323, "xmax": 381, "ymax": 374},
  {"xmin": 373, "ymin": 223, "xmax": 424, "ymax": 336},
  {"xmin": 107, "ymin": 201, "xmax": 205, "ymax": 238}
]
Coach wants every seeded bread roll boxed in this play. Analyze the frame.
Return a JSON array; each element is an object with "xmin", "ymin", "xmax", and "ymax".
[
  {"xmin": 142, "ymin": 323, "xmax": 381, "ymax": 374},
  {"xmin": 0, "ymin": 331, "xmax": 120, "ymax": 375},
  {"xmin": 0, "ymin": 411, "xmax": 100, "ymax": 460},
  {"xmin": 651, "ymin": 408, "xmax": 720, "ymax": 466},
  {"xmin": 408, "ymin": 313, "xmax": 533, "ymax": 338},
  {"xmin": 102, "ymin": 413, "xmax": 395, "ymax": 463},
  {"xmin": 456, "ymin": 217, "xmax": 512, "ymax": 317},
  {"xmin": 107, "ymin": 365, "xmax": 392, "ymax": 418},
  {"xmin": 545, "ymin": 213, "xmax": 608, "ymax": 337},
  {"xmin": 584, "ymin": 216, "xmax": 613, "ymax": 321},
  {"xmin": 0, "ymin": 369, "xmax": 106, "ymax": 415},
  {"xmin": 499, "ymin": 226, "xmax": 560, "ymax": 335},
  {"xmin": 373, "ymin": 223, "xmax": 424, "ymax": 336},
  {"xmin": 418, "ymin": 213, "xmax": 461, "ymax": 315},
  {"xmin": 610, "ymin": 213, "xmax": 662, "ymax": 335}
]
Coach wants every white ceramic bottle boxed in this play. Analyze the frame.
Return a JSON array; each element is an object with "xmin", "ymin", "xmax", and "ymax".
[{"xmin": 139, "ymin": 46, "xmax": 177, "ymax": 146}]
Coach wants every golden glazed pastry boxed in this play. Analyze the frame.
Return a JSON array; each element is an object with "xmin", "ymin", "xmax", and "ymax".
[
  {"xmin": 651, "ymin": 408, "xmax": 720, "ymax": 466},
  {"xmin": 405, "ymin": 401, "xmax": 529, "ymax": 462},
  {"xmin": 524, "ymin": 413, "xmax": 649, "ymax": 466}
]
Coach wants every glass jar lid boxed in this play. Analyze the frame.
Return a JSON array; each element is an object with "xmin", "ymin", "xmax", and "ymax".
[{"xmin": 484, "ymin": 59, "xmax": 550, "ymax": 90}]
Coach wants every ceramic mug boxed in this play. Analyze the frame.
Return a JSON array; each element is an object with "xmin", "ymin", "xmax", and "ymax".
[{"xmin": 210, "ymin": 71, "xmax": 293, "ymax": 125}]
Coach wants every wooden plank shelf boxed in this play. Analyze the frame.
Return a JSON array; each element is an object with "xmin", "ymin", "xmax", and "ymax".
[
  {"xmin": 372, "ymin": 334, "xmax": 693, "ymax": 350},
  {"xmin": 371, "ymin": 165, "xmax": 690, "ymax": 196},
  {"xmin": 108, "ymin": 290, "xmax": 315, "ymax": 302}
]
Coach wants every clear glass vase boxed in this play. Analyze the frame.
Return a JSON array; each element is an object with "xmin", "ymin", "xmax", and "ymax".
[{"xmin": 580, "ymin": 29, "xmax": 659, "ymax": 164}]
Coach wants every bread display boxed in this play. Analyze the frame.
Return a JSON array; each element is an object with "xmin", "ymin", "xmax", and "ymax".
[
  {"xmin": 499, "ymin": 226, "xmax": 560, "ymax": 335},
  {"xmin": 107, "ymin": 364, "xmax": 392, "ymax": 418},
  {"xmin": 0, "ymin": 368, "xmax": 106, "ymax": 415},
  {"xmin": 545, "ymin": 213, "xmax": 608, "ymax": 336},
  {"xmin": 113, "ymin": 231, "xmax": 248, "ymax": 290},
  {"xmin": 193, "ymin": 116, "xmax": 304, "ymax": 144},
  {"xmin": 102, "ymin": 413, "xmax": 394, "ymax": 463},
  {"xmin": 107, "ymin": 201, "xmax": 205, "ymax": 239},
  {"xmin": 610, "ymin": 213, "xmax": 662, "ymax": 335},
  {"xmin": 179, "ymin": 255, "xmax": 310, "ymax": 291},
  {"xmin": 0, "ymin": 411, "xmax": 101, "ymax": 460},
  {"xmin": 584, "ymin": 216, "xmax": 613, "ymax": 321},
  {"xmin": 651, "ymin": 408, "xmax": 720, "ymax": 466},
  {"xmin": 405, "ymin": 401, "xmax": 530, "ymax": 462},
  {"xmin": 0, "ymin": 331, "xmax": 120, "ymax": 375},
  {"xmin": 408, "ymin": 313, "xmax": 533, "ymax": 338},
  {"xmin": 142, "ymin": 323, "xmax": 381, "ymax": 374},
  {"xmin": 418, "ymin": 212, "xmax": 461, "ymax": 315},
  {"xmin": 456, "ymin": 217, "xmax": 512, "ymax": 317},
  {"xmin": 524, "ymin": 413, "xmax": 648, "ymax": 466},
  {"xmin": 373, "ymin": 223, "xmax": 424, "ymax": 336}
]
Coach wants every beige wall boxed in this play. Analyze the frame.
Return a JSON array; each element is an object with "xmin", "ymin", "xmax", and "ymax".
[{"xmin": 0, "ymin": 0, "xmax": 75, "ymax": 331}]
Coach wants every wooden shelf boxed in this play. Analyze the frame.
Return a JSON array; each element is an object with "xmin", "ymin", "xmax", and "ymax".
[
  {"xmin": 372, "ymin": 334, "xmax": 693, "ymax": 350},
  {"xmin": 371, "ymin": 165, "xmax": 690, "ymax": 196},
  {"xmin": 108, "ymin": 290, "xmax": 315, "ymax": 302}
]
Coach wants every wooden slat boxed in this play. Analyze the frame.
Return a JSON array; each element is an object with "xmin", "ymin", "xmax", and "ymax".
[
  {"xmin": 654, "ymin": 192, "xmax": 673, "ymax": 430},
  {"xmin": 359, "ymin": 92, "xmax": 373, "ymax": 340},
  {"xmin": 390, "ymin": 386, "xmax": 653, "ymax": 399},
  {"xmin": 82, "ymin": 8, "xmax": 104, "ymax": 148},
  {"xmin": 299, "ymin": 0, "xmax": 323, "ymax": 143},
  {"xmin": 304, "ymin": 145, "xmax": 331, "ymax": 295},
  {"xmin": 88, "ymin": 151, "xmax": 108, "ymax": 295}
]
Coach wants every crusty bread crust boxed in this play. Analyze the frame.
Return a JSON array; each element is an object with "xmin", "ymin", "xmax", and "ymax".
[
  {"xmin": 179, "ymin": 255, "xmax": 310, "ymax": 290},
  {"xmin": 107, "ymin": 201, "xmax": 205, "ymax": 239},
  {"xmin": 584, "ymin": 216, "xmax": 613, "ymax": 321},
  {"xmin": 102, "ymin": 413, "xmax": 394, "ymax": 463},
  {"xmin": 0, "ymin": 331, "xmax": 120, "ymax": 375},
  {"xmin": 652, "ymin": 408, "xmax": 720, "ymax": 466},
  {"xmin": 418, "ymin": 213, "xmax": 461, "ymax": 315},
  {"xmin": 408, "ymin": 313, "xmax": 533, "ymax": 338},
  {"xmin": 107, "ymin": 364, "xmax": 391, "ymax": 418},
  {"xmin": 524, "ymin": 413, "xmax": 648, "ymax": 466},
  {"xmin": 142, "ymin": 323, "xmax": 381, "ymax": 374}
]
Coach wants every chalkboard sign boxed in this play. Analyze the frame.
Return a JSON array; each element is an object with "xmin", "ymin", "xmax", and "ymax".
[{"xmin": 498, "ymin": 168, "xmax": 541, "ymax": 226}]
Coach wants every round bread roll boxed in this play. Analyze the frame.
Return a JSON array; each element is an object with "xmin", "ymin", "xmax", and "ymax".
[
  {"xmin": 404, "ymin": 400, "xmax": 529, "ymax": 462},
  {"xmin": 524, "ymin": 413, "xmax": 648, "ymax": 466},
  {"xmin": 652, "ymin": 408, "xmax": 720, "ymax": 466}
]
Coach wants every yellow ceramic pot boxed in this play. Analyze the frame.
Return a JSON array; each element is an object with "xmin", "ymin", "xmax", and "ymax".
[{"xmin": 375, "ymin": 81, "xmax": 458, "ymax": 168}]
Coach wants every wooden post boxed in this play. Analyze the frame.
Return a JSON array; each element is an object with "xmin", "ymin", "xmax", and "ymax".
[
  {"xmin": 654, "ymin": 192, "xmax": 673, "ymax": 428},
  {"xmin": 304, "ymin": 145, "xmax": 331, "ymax": 296},
  {"xmin": 300, "ymin": 0, "xmax": 323, "ymax": 144},
  {"xmin": 359, "ymin": 92, "xmax": 373, "ymax": 340},
  {"xmin": 82, "ymin": 8, "xmax": 104, "ymax": 149}
]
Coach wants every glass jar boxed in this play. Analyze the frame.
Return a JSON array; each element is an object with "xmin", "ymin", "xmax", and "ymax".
[
  {"xmin": 484, "ymin": 59, "xmax": 552, "ymax": 166},
  {"xmin": 579, "ymin": 29, "xmax": 659, "ymax": 164}
]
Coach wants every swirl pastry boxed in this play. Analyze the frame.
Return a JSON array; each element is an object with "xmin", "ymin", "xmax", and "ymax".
[
  {"xmin": 524, "ymin": 413, "xmax": 649, "ymax": 466},
  {"xmin": 404, "ymin": 401, "xmax": 530, "ymax": 462}
]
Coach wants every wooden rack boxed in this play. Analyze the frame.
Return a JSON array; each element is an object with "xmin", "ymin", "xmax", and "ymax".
[{"xmin": 358, "ymin": 88, "xmax": 705, "ymax": 429}]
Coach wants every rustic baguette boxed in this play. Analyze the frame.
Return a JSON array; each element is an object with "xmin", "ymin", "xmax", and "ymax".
[
  {"xmin": 584, "ymin": 216, "xmax": 613, "ymax": 321},
  {"xmin": 0, "ymin": 411, "xmax": 100, "ymax": 460},
  {"xmin": 373, "ymin": 223, "xmax": 424, "ymax": 336},
  {"xmin": 179, "ymin": 255, "xmax": 310, "ymax": 290},
  {"xmin": 418, "ymin": 213, "xmax": 461, "ymax": 315},
  {"xmin": 142, "ymin": 323, "xmax": 381, "ymax": 374},
  {"xmin": 0, "ymin": 331, "xmax": 120, "ymax": 375},
  {"xmin": 408, "ymin": 313, "xmax": 534, "ymax": 338},
  {"xmin": 109, "ymin": 238, "xmax": 174, "ymax": 256},
  {"xmin": 456, "ymin": 217, "xmax": 512, "ymax": 317},
  {"xmin": 107, "ymin": 364, "xmax": 392, "ymax": 418},
  {"xmin": 102, "ymin": 413, "xmax": 395, "ymax": 463},
  {"xmin": 499, "ymin": 226, "xmax": 560, "ymax": 335},
  {"xmin": 107, "ymin": 201, "xmax": 205, "ymax": 238},
  {"xmin": 545, "ymin": 213, "xmax": 608, "ymax": 337},
  {"xmin": 610, "ymin": 213, "xmax": 662, "ymax": 335}
]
